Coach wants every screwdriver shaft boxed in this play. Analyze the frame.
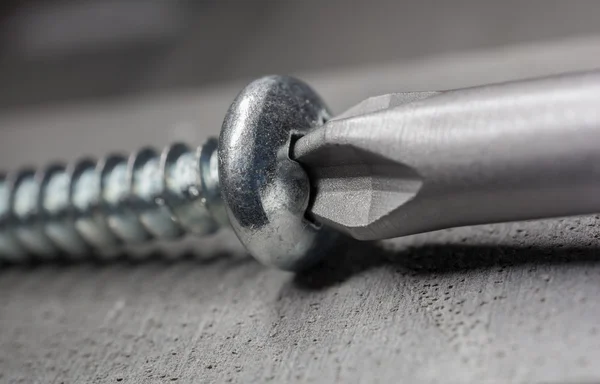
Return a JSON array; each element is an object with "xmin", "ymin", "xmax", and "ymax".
[{"xmin": 294, "ymin": 71, "xmax": 600, "ymax": 240}]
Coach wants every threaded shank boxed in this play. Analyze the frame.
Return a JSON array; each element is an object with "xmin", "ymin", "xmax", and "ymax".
[{"xmin": 0, "ymin": 138, "xmax": 226, "ymax": 261}]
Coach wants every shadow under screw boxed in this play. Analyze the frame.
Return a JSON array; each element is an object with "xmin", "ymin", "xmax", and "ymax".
[{"xmin": 293, "ymin": 235, "xmax": 600, "ymax": 290}]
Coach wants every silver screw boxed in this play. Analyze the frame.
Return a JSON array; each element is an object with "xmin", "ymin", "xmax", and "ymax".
[
  {"xmin": 0, "ymin": 138, "xmax": 227, "ymax": 261},
  {"xmin": 0, "ymin": 76, "xmax": 338, "ymax": 271}
]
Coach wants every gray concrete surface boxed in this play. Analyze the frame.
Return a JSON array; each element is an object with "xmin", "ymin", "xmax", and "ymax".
[{"xmin": 1, "ymin": 38, "xmax": 600, "ymax": 383}]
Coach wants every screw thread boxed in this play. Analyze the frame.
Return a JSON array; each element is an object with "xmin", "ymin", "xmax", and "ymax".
[{"xmin": 0, "ymin": 138, "xmax": 227, "ymax": 261}]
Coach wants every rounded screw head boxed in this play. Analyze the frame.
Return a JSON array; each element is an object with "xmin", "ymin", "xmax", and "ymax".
[{"xmin": 219, "ymin": 75, "xmax": 338, "ymax": 271}]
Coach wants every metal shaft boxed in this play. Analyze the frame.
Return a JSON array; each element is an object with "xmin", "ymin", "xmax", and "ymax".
[
  {"xmin": 0, "ymin": 139, "xmax": 227, "ymax": 261},
  {"xmin": 294, "ymin": 71, "xmax": 600, "ymax": 240}
]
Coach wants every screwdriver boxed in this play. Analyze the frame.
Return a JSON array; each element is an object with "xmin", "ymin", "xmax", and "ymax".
[
  {"xmin": 1, "ymin": 71, "xmax": 600, "ymax": 271},
  {"xmin": 293, "ymin": 70, "xmax": 600, "ymax": 241}
]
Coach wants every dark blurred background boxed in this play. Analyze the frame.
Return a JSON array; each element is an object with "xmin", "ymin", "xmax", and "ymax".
[{"xmin": 2, "ymin": 0, "xmax": 600, "ymax": 110}]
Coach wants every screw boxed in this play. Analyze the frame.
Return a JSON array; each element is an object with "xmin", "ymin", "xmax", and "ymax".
[
  {"xmin": 0, "ymin": 138, "xmax": 226, "ymax": 261},
  {"xmin": 0, "ymin": 75, "xmax": 338, "ymax": 270}
]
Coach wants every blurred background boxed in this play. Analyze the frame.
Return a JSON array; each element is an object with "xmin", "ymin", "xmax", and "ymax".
[{"xmin": 2, "ymin": 0, "xmax": 600, "ymax": 110}]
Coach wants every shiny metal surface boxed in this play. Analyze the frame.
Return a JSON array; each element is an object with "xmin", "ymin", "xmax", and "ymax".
[
  {"xmin": 39, "ymin": 164, "xmax": 89, "ymax": 257},
  {"xmin": 70, "ymin": 159, "xmax": 121, "ymax": 257},
  {"xmin": 219, "ymin": 75, "xmax": 338, "ymax": 270},
  {"xmin": 4, "ymin": 71, "xmax": 600, "ymax": 271},
  {"xmin": 0, "ymin": 139, "xmax": 223, "ymax": 261},
  {"xmin": 294, "ymin": 71, "xmax": 600, "ymax": 240},
  {"xmin": 10, "ymin": 170, "xmax": 58, "ymax": 258},
  {"xmin": 161, "ymin": 142, "xmax": 220, "ymax": 236},
  {"xmin": 0, "ymin": 75, "xmax": 340, "ymax": 270},
  {"xmin": 0, "ymin": 175, "xmax": 26, "ymax": 260},
  {"xmin": 128, "ymin": 148, "xmax": 183, "ymax": 239},
  {"xmin": 100, "ymin": 155, "xmax": 151, "ymax": 244}
]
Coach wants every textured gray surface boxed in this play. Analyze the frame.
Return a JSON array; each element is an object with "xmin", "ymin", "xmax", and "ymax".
[
  {"xmin": 1, "ymin": 219, "xmax": 600, "ymax": 383},
  {"xmin": 1, "ymin": 39, "xmax": 600, "ymax": 383}
]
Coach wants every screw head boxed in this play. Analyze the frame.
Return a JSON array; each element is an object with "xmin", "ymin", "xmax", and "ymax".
[{"xmin": 219, "ymin": 75, "xmax": 338, "ymax": 271}]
